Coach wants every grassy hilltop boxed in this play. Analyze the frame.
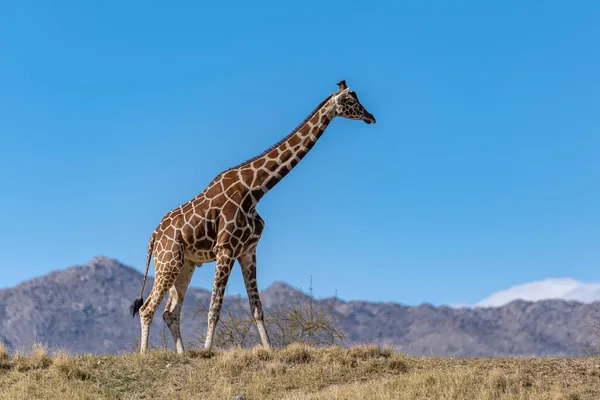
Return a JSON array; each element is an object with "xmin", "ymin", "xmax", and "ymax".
[{"xmin": 1, "ymin": 343, "xmax": 599, "ymax": 400}]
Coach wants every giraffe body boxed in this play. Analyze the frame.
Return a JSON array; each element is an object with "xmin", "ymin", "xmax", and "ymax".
[{"xmin": 131, "ymin": 80, "xmax": 376, "ymax": 354}]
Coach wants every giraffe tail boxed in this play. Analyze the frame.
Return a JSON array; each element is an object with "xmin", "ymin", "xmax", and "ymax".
[{"xmin": 130, "ymin": 230, "xmax": 157, "ymax": 318}]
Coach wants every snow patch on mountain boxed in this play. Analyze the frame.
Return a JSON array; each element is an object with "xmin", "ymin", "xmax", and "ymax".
[{"xmin": 474, "ymin": 278, "xmax": 600, "ymax": 307}]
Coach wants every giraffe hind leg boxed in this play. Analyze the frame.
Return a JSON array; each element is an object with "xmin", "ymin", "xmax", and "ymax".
[
  {"xmin": 138, "ymin": 245, "xmax": 185, "ymax": 354},
  {"xmin": 162, "ymin": 260, "xmax": 196, "ymax": 354},
  {"xmin": 138, "ymin": 278, "xmax": 168, "ymax": 354}
]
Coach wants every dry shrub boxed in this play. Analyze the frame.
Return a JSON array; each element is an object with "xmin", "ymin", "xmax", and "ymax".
[
  {"xmin": 218, "ymin": 346, "xmax": 258, "ymax": 368},
  {"xmin": 348, "ymin": 344, "xmax": 392, "ymax": 360},
  {"xmin": 315, "ymin": 344, "xmax": 405, "ymax": 373},
  {"xmin": 266, "ymin": 293, "xmax": 346, "ymax": 348},
  {"xmin": 52, "ymin": 350, "xmax": 92, "ymax": 381},
  {"xmin": 386, "ymin": 357, "xmax": 409, "ymax": 373},
  {"xmin": 12, "ymin": 343, "xmax": 51, "ymax": 371},
  {"xmin": 517, "ymin": 369, "xmax": 534, "ymax": 389},
  {"xmin": 564, "ymin": 393, "xmax": 582, "ymax": 400},
  {"xmin": 250, "ymin": 345, "xmax": 273, "ymax": 361},
  {"xmin": 193, "ymin": 279, "xmax": 346, "ymax": 350},
  {"xmin": 265, "ymin": 360, "xmax": 288, "ymax": 377},
  {"xmin": 52, "ymin": 350, "xmax": 71, "ymax": 370},
  {"xmin": 318, "ymin": 346, "xmax": 347, "ymax": 363},
  {"xmin": 31, "ymin": 343, "xmax": 48, "ymax": 362},
  {"xmin": 214, "ymin": 345, "xmax": 275, "ymax": 379},
  {"xmin": 278, "ymin": 343, "xmax": 313, "ymax": 364},
  {"xmin": 187, "ymin": 348, "xmax": 216, "ymax": 359},
  {"xmin": 487, "ymin": 368, "xmax": 508, "ymax": 394},
  {"xmin": 193, "ymin": 299, "xmax": 256, "ymax": 349},
  {"xmin": 423, "ymin": 374, "xmax": 437, "ymax": 387}
]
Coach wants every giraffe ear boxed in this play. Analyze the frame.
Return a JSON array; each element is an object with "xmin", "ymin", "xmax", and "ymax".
[{"xmin": 337, "ymin": 80, "xmax": 348, "ymax": 91}]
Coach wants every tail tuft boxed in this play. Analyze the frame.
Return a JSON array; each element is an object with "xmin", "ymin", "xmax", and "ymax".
[{"xmin": 130, "ymin": 297, "xmax": 144, "ymax": 318}]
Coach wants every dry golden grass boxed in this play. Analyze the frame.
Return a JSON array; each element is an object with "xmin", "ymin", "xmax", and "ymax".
[{"xmin": 0, "ymin": 343, "xmax": 598, "ymax": 400}]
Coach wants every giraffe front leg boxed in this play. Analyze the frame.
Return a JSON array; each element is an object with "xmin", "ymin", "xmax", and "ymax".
[
  {"xmin": 238, "ymin": 251, "xmax": 271, "ymax": 349},
  {"xmin": 204, "ymin": 248, "xmax": 235, "ymax": 351}
]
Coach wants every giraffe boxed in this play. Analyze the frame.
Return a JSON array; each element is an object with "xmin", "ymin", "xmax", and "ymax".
[{"xmin": 130, "ymin": 80, "xmax": 376, "ymax": 354}]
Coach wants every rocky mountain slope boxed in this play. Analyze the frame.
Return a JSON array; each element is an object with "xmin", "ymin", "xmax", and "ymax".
[{"xmin": 1, "ymin": 257, "xmax": 599, "ymax": 357}]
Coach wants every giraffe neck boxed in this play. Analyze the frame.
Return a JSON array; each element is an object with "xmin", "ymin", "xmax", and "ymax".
[{"xmin": 240, "ymin": 95, "xmax": 337, "ymax": 200}]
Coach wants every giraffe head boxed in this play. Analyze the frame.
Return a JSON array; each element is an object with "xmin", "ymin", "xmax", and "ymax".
[{"xmin": 332, "ymin": 80, "xmax": 376, "ymax": 124}]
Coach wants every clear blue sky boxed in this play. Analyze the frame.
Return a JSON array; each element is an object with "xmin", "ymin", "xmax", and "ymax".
[{"xmin": 1, "ymin": 0, "xmax": 599, "ymax": 306}]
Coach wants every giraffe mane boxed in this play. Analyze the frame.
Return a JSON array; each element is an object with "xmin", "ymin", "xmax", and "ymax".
[{"xmin": 216, "ymin": 93, "xmax": 335, "ymax": 175}]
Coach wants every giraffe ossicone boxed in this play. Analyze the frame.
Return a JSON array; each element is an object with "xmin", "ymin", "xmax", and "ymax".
[{"xmin": 130, "ymin": 80, "xmax": 376, "ymax": 354}]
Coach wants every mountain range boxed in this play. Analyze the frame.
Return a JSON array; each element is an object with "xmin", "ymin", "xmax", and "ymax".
[{"xmin": 1, "ymin": 256, "xmax": 599, "ymax": 357}]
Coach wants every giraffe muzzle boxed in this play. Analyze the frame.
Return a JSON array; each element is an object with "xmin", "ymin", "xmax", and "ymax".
[{"xmin": 363, "ymin": 111, "xmax": 376, "ymax": 124}]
